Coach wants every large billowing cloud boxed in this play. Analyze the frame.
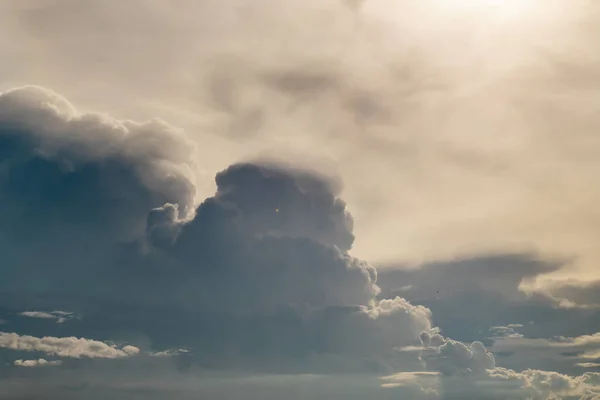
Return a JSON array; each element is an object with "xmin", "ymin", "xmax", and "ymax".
[
  {"xmin": 0, "ymin": 85, "xmax": 432, "ymax": 376},
  {"xmin": 4, "ymin": 85, "xmax": 600, "ymax": 399},
  {"xmin": 148, "ymin": 162, "xmax": 378, "ymax": 313},
  {"xmin": 0, "ymin": 85, "xmax": 197, "ymax": 296},
  {"xmin": 2, "ymin": 1, "xmax": 600, "ymax": 398},
  {"xmin": 142, "ymin": 162, "xmax": 432, "ymax": 371}
]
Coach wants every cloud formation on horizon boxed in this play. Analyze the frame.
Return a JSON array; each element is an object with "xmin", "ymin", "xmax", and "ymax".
[{"xmin": 2, "ymin": 85, "xmax": 600, "ymax": 399}]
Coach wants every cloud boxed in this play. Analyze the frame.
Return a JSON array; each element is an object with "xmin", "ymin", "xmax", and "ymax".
[
  {"xmin": 0, "ymin": 331, "xmax": 139, "ymax": 359},
  {"xmin": 3, "ymin": 84, "xmax": 600, "ymax": 399},
  {"xmin": 0, "ymin": 85, "xmax": 197, "ymax": 301},
  {"xmin": 149, "ymin": 349, "xmax": 189, "ymax": 358},
  {"xmin": 2, "ymin": 0, "xmax": 600, "ymax": 282},
  {"xmin": 578, "ymin": 363, "xmax": 600, "ymax": 369},
  {"xmin": 421, "ymin": 338, "xmax": 496, "ymax": 377},
  {"xmin": 489, "ymin": 324, "xmax": 524, "ymax": 339},
  {"xmin": 379, "ymin": 371, "xmax": 440, "ymax": 399},
  {"xmin": 0, "ymin": 1, "xmax": 600, "ymax": 399},
  {"xmin": 376, "ymin": 255, "xmax": 600, "ymax": 346},
  {"xmin": 19, "ymin": 312, "xmax": 55, "ymax": 320},
  {"xmin": 417, "ymin": 333, "xmax": 600, "ymax": 399},
  {"xmin": 488, "ymin": 334, "xmax": 600, "ymax": 375},
  {"xmin": 535, "ymin": 280, "xmax": 600, "ymax": 310},
  {"xmin": 19, "ymin": 311, "xmax": 74, "ymax": 323},
  {"xmin": 0, "ymin": 87, "xmax": 433, "ymax": 375},
  {"xmin": 147, "ymin": 162, "xmax": 379, "ymax": 314},
  {"xmin": 482, "ymin": 368, "xmax": 600, "ymax": 400},
  {"xmin": 14, "ymin": 358, "xmax": 63, "ymax": 367}
]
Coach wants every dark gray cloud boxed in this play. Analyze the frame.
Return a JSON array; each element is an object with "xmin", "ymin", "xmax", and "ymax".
[
  {"xmin": 0, "ymin": 85, "xmax": 196, "ymax": 297},
  {"xmin": 376, "ymin": 255, "xmax": 600, "ymax": 345},
  {"xmin": 149, "ymin": 162, "xmax": 374, "ymax": 314},
  {"xmin": 138, "ymin": 162, "xmax": 430, "ymax": 371},
  {"xmin": 0, "ymin": 86, "xmax": 431, "ymax": 377}
]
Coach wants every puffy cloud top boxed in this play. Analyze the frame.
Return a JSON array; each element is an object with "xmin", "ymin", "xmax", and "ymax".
[
  {"xmin": 0, "ymin": 86, "xmax": 430, "ymax": 375},
  {"xmin": 0, "ymin": 86, "xmax": 198, "ymax": 294},
  {"xmin": 0, "ymin": 85, "xmax": 196, "ymax": 242},
  {"xmin": 150, "ymin": 162, "xmax": 379, "ymax": 313},
  {"xmin": 421, "ymin": 335, "xmax": 496, "ymax": 377}
]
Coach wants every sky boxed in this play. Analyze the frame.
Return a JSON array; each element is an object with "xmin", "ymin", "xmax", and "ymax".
[{"xmin": 1, "ymin": 0, "xmax": 600, "ymax": 399}]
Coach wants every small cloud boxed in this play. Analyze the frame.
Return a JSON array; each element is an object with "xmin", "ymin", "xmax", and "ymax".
[
  {"xmin": 489, "ymin": 325, "xmax": 524, "ymax": 339},
  {"xmin": 19, "ymin": 311, "xmax": 75, "ymax": 323},
  {"xmin": 14, "ymin": 358, "xmax": 63, "ymax": 368},
  {"xmin": 392, "ymin": 285, "xmax": 413, "ymax": 293},
  {"xmin": 0, "ymin": 331, "xmax": 140, "ymax": 359},
  {"xmin": 19, "ymin": 312, "xmax": 55, "ymax": 319},
  {"xmin": 576, "ymin": 362, "xmax": 600, "ymax": 368},
  {"xmin": 379, "ymin": 371, "xmax": 439, "ymax": 392},
  {"xmin": 150, "ymin": 349, "xmax": 190, "ymax": 357}
]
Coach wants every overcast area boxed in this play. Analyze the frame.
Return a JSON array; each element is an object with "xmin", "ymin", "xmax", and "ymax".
[{"xmin": 1, "ymin": 1, "xmax": 600, "ymax": 399}]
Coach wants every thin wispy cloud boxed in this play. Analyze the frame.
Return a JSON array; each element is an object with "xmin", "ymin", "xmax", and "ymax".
[
  {"xmin": 14, "ymin": 359, "xmax": 63, "ymax": 368},
  {"xmin": 19, "ymin": 311, "xmax": 75, "ymax": 323}
]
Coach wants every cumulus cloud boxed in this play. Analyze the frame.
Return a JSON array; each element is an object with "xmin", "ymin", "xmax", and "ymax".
[
  {"xmin": 0, "ymin": 331, "xmax": 139, "ymax": 359},
  {"xmin": 1, "ymin": 1, "xmax": 600, "ymax": 399},
  {"xmin": 0, "ymin": 85, "xmax": 196, "ymax": 297},
  {"xmin": 482, "ymin": 368, "xmax": 600, "ymax": 400},
  {"xmin": 421, "ymin": 337, "xmax": 496, "ymax": 377},
  {"xmin": 416, "ymin": 332, "xmax": 600, "ymax": 399},
  {"xmin": 0, "ymin": 87, "xmax": 433, "ymax": 375},
  {"xmin": 14, "ymin": 358, "xmax": 63, "ymax": 367},
  {"xmin": 3, "ymin": 0, "xmax": 600, "ymax": 281},
  {"xmin": 2, "ymin": 84, "xmax": 600, "ymax": 399},
  {"xmin": 148, "ymin": 162, "xmax": 379, "ymax": 313}
]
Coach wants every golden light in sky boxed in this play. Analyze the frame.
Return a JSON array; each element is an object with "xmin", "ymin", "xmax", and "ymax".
[{"xmin": 437, "ymin": 0, "xmax": 535, "ymax": 17}]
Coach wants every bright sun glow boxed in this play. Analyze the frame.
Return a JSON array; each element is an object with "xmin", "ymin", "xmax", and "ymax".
[{"xmin": 437, "ymin": 0, "xmax": 535, "ymax": 20}]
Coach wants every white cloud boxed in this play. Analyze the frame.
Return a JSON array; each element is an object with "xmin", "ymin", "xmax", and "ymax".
[
  {"xmin": 489, "ymin": 324, "xmax": 524, "ymax": 339},
  {"xmin": 150, "ymin": 349, "xmax": 189, "ymax": 357},
  {"xmin": 0, "ymin": 332, "xmax": 139, "ymax": 359},
  {"xmin": 418, "ymin": 332, "xmax": 600, "ymax": 399},
  {"xmin": 577, "ymin": 363, "xmax": 600, "ymax": 369},
  {"xmin": 484, "ymin": 368, "xmax": 600, "ymax": 399},
  {"xmin": 19, "ymin": 311, "xmax": 74, "ymax": 323},
  {"xmin": 14, "ymin": 358, "xmax": 63, "ymax": 367}
]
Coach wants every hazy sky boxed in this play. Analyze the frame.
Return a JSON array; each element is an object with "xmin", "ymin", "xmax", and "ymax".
[{"xmin": 1, "ymin": 1, "xmax": 600, "ymax": 399}]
